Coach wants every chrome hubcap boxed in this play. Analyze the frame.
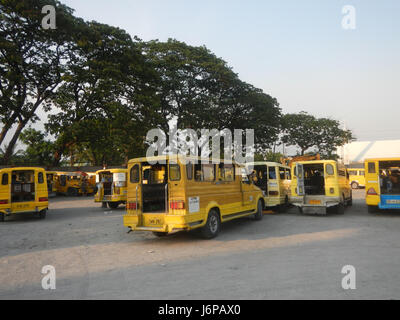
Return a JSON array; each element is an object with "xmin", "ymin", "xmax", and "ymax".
[{"xmin": 209, "ymin": 215, "xmax": 218, "ymax": 233}]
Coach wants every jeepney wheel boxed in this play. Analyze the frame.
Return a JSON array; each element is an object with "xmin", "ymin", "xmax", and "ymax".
[
  {"xmin": 107, "ymin": 202, "xmax": 119, "ymax": 209},
  {"xmin": 152, "ymin": 232, "xmax": 168, "ymax": 237},
  {"xmin": 201, "ymin": 209, "xmax": 221, "ymax": 239},
  {"xmin": 334, "ymin": 202, "xmax": 345, "ymax": 215},
  {"xmin": 347, "ymin": 193, "xmax": 353, "ymax": 206},
  {"xmin": 254, "ymin": 200, "xmax": 264, "ymax": 221},
  {"xmin": 368, "ymin": 205, "xmax": 379, "ymax": 213},
  {"xmin": 0, "ymin": 212, "xmax": 5, "ymax": 222},
  {"xmin": 298, "ymin": 207, "xmax": 304, "ymax": 214},
  {"xmin": 39, "ymin": 210, "xmax": 46, "ymax": 219},
  {"xmin": 351, "ymin": 182, "xmax": 359, "ymax": 189}
]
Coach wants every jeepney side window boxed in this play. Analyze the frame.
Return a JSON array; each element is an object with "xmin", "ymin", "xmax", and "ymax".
[
  {"xmin": 368, "ymin": 162, "xmax": 376, "ymax": 173},
  {"xmin": 359, "ymin": 170, "xmax": 365, "ymax": 176},
  {"xmin": 220, "ymin": 163, "xmax": 234, "ymax": 182},
  {"xmin": 1, "ymin": 173, "xmax": 8, "ymax": 185},
  {"xmin": 130, "ymin": 165, "xmax": 140, "ymax": 183},
  {"xmin": 169, "ymin": 164, "xmax": 181, "ymax": 181},
  {"xmin": 38, "ymin": 172, "xmax": 44, "ymax": 184},
  {"xmin": 194, "ymin": 163, "xmax": 215, "ymax": 182}
]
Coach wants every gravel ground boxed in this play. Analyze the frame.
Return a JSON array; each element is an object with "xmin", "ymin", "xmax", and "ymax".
[{"xmin": 0, "ymin": 189, "xmax": 399, "ymax": 299}]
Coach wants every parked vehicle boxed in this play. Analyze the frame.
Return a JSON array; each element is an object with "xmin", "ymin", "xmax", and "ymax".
[
  {"xmin": 290, "ymin": 160, "xmax": 352, "ymax": 214},
  {"xmin": 348, "ymin": 168, "xmax": 365, "ymax": 189},
  {"xmin": 0, "ymin": 167, "xmax": 48, "ymax": 221},
  {"xmin": 246, "ymin": 162, "xmax": 291, "ymax": 211},
  {"xmin": 365, "ymin": 158, "xmax": 400, "ymax": 212},
  {"xmin": 95, "ymin": 168, "xmax": 127, "ymax": 208},
  {"xmin": 123, "ymin": 155, "xmax": 264, "ymax": 238},
  {"xmin": 55, "ymin": 171, "xmax": 95, "ymax": 196}
]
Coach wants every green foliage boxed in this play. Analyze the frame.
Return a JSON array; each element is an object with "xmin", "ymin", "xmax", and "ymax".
[
  {"xmin": 18, "ymin": 127, "xmax": 55, "ymax": 166},
  {"xmin": 281, "ymin": 112, "xmax": 354, "ymax": 157}
]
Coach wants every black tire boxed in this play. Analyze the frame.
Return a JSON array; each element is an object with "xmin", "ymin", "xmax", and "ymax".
[
  {"xmin": 201, "ymin": 209, "xmax": 221, "ymax": 239},
  {"xmin": 39, "ymin": 210, "xmax": 46, "ymax": 219},
  {"xmin": 333, "ymin": 202, "xmax": 345, "ymax": 215},
  {"xmin": 368, "ymin": 205, "xmax": 379, "ymax": 213},
  {"xmin": 351, "ymin": 182, "xmax": 359, "ymax": 189},
  {"xmin": 0, "ymin": 212, "xmax": 5, "ymax": 222},
  {"xmin": 67, "ymin": 188, "xmax": 78, "ymax": 196},
  {"xmin": 107, "ymin": 202, "xmax": 119, "ymax": 209},
  {"xmin": 254, "ymin": 200, "xmax": 264, "ymax": 220},
  {"xmin": 152, "ymin": 232, "xmax": 168, "ymax": 237},
  {"xmin": 347, "ymin": 195, "xmax": 353, "ymax": 206}
]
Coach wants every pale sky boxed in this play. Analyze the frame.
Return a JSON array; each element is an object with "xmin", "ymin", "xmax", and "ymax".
[{"xmin": 4, "ymin": 0, "xmax": 400, "ymax": 152}]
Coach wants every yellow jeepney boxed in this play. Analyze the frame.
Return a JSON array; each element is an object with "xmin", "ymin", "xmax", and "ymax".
[
  {"xmin": 246, "ymin": 162, "xmax": 291, "ymax": 211},
  {"xmin": 348, "ymin": 167, "xmax": 365, "ymax": 189},
  {"xmin": 0, "ymin": 167, "xmax": 48, "ymax": 221},
  {"xmin": 290, "ymin": 160, "xmax": 352, "ymax": 215},
  {"xmin": 55, "ymin": 171, "xmax": 95, "ymax": 196},
  {"xmin": 123, "ymin": 155, "xmax": 264, "ymax": 239},
  {"xmin": 95, "ymin": 168, "xmax": 127, "ymax": 208},
  {"xmin": 365, "ymin": 158, "xmax": 400, "ymax": 212}
]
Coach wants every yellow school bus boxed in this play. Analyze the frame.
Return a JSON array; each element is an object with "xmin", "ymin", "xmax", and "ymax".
[
  {"xmin": 0, "ymin": 167, "xmax": 48, "ymax": 221},
  {"xmin": 95, "ymin": 168, "xmax": 127, "ymax": 208},
  {"xmin": 123, "ymin": 155, "xmax": 264, "ymax": 239},
  {"xmin": 348, "ymin": 168, "xmax": 365, "ymax": 189},
  {"xmin": 55, "ymin": 171, "xmax": 95, "ymax": 196},
  {"xmin": 246, "ymin": 162, "xmax": 291, "ymax": 211},
  {"xmin": 290, "ymin": 160, "xmax": 352, "ymax": 214},
  {"xmin": 365, "ymin": 158, "xmax": 400, "ymax": 212}
]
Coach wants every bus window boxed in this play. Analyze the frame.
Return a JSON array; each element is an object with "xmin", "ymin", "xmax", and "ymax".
[
  {"xmin": 326, "ymin": 164, "xmax": 334, "ymax": 175},
  {"xmin": 285, "ymin": 169, "xmax": 291, "ymax": 180}
]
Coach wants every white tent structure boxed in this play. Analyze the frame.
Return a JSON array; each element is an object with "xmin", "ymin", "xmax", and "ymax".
[{"xmin": 338, "ymin": 140, "xmax": 400, "ymax": 165}]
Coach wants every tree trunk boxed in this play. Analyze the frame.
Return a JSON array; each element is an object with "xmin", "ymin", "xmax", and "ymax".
[
  {"xmin": 2, "ymin": 120, "xmax": 26, "ymax": 164},
  {"xmin": 0, "ymin": 112, "xmax": 18, "ymax": 147}
]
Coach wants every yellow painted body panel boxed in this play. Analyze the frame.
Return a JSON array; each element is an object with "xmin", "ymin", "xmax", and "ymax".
[
  {"xmin": 54, "ymin": 171, "xmax": 95, "ymax": 195},
  {"xmin": 0, "ymin": 167, "xmax": 48, "ymax": 215},
  {"xmin": 123, "ymin": 156, "xmax": 263, "ymax": 233}
]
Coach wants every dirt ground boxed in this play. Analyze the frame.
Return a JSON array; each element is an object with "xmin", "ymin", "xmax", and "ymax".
[{"xmin": 1, "ymin": 189, "xmax": 400, "ymax": 299}]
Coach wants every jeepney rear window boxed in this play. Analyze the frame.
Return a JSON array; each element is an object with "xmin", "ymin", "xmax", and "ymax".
[
  {"xmin": 1, "ymin": 173, "xmax": 8, "ymax": 185},
  {"xmin": 186, "ymin": 164, "xmax": 193, "ymax": 180},
  {"xmin": 169, "ymin": 164, "xmax": 181, "ymax": 181},
  {"xmin": 38, "ymin": 172, "xmax": 44, "ymax": 184},
  {"xmin": 368, "ymin": 162, "xmax": 376, "ymax": 173},
  {"xmin": 326, "ymin": 164, "xmax": 334, "ymax": 175},
  {"xmin": 130, "ymin": 165, "xmax": 139, "ymax": 183}
]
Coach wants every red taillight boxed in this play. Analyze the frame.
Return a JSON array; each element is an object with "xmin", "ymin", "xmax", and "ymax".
[
  {"xmin": 127, "ymin": 202, "xmax": 138, "ymax": 210},
  {"xmin": 269, "ymin": 191, "xmax": 279, "ymax": 196},
  {"xmin": 0, "ymin": 199, "xmax": 8, "ymax": 205},
  {"xmin": 39, "ymin": 197, "xmax": 48, "ymax": 202},
  {"xmin": 170, "ymin": 200, "xmax": 185, "ymax": 210},
  {"xmin": 367, "ymin": 188, "xmax": 378, "ymax": 195}
]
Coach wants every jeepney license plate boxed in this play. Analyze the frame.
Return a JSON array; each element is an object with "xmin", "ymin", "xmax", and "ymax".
[{"xmin": 309, "ymin": 200, "xmax": 321, "ymax": 205}]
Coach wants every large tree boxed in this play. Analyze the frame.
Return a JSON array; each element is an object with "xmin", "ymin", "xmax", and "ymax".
[
  {"xmin": 0, "ymin": 0, "xmax": 80, "ymax": 164},
  {"xmin": 281, "ymin": 111, "xmax": 354, "ymax": 157}
]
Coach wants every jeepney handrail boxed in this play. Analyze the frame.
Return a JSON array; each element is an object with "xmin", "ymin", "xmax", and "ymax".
[
  {"xmin": 165, "ymin": 183, "xmax": 169, "ymax": 213},
  {"xmin": 135, "ymin": 184, "xmax": 139, "ymax": 214}
]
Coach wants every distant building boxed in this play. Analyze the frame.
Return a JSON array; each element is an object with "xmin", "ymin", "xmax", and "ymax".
[{"xmin": 338, "ymin": 140, "xmax": 400, "ymax": 165}]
